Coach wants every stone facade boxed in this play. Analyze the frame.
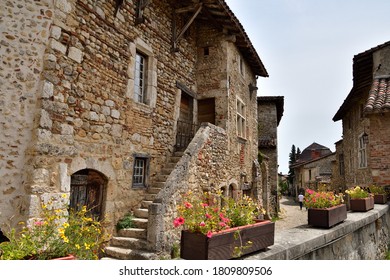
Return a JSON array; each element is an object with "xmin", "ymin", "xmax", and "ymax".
[
  {"xmin": 257, "ymin": 96, "xmax": 284, "ymax": 217},
  {"xmin": 333, "ymin": 41, "xmax": 390, "ymax": 189},
  {"xmin": 291, "ymin": 143, "xmax": 335, "ymax": 194},
  {"xmin": 0, "ymin": 0, "xmax": 270, "ymax": 255}
]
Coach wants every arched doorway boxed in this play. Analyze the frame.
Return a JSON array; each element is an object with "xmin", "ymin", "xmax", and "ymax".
[{"xmin": 70, "ymin": 169, "xmax": 107, "ymax": 220}]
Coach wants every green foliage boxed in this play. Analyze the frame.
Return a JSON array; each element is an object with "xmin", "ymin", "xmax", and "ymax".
[
  {"xmin": 303, "ymin": 189, "xmax": 344, "ymax": 209},
  {"xmin": 116, "ymin": 213, "xmax": 135, "ymax": 231},
  {"xmin": 346, "ymin": 186, "xmax": 370, "ymax": 199},
  {"xmin": 0, "ymin": 196, "xmax": 110, "ymax": 260},
  {"xmin": 368, "ymin": 185, "xmax": 386, "ymax": 195}
]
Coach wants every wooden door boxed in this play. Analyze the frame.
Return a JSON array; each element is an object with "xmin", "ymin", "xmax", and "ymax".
[{"xmin": 198, "ymin": 98, "xmax": 215, "ymax": 125}]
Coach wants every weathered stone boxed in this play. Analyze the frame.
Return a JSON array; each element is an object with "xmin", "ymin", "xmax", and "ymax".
[{"xmin": 68, "ymin": 46, "xmax": 83, "ymax": 63}]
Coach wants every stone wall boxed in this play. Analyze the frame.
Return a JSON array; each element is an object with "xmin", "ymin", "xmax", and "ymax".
[
  {"xmin": 369, "ymin": 113, "xmax": 390, "ymax": 185},
  {"xmin": 148, "ymin": 123, "xmax": 264, "ymax": 252},
  {"xmin": 0, "ymin": 0, "xmax": 54, "ymax": 228},
  {"xmin": 244, "ymin": 203, "xmax": 390, "ymax": 260}
]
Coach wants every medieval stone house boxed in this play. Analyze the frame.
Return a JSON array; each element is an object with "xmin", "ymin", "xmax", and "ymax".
[
  {"xmin": 257, "ymin": 96, "xmax": 284, "ymax": 217},
  {"xmin": 0, "ymin": 0, "xmax": 272, "ymax": 258},
  {"xmin": 290, "ymin": 143, "xmax": 335, "ymax": 195},
  {"xmin": 333, "ymin": 41, "xmax": 390, "ymax": 190}
]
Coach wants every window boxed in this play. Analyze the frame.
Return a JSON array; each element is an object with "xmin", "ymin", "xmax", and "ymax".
[
  {"xmin": 339, "ymin": 154, "xmax": 345, "ymax": 176},
  {"xmin": 133, "ymin": 157, "xmax": 149, "ymax": 187},
  {"xmin": 236, "ymin": 98, "xmax": 246, "ymax": 138},
  {"xmin": 134, "ymin": 52, "xmax": 146, "ymax": 103},
  {"xmin": 358, "ymin": 135, "xmax": 367, "ymax": 168}
]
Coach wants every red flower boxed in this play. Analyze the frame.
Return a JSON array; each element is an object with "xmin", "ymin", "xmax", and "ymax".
[
  {"xmin": 173, "ymin": 217, "xmax": 185, "ymax": 228},
  {"xmin": 205, "ymin": 213, "xmax": 212, "ymax": 219},
  {"xmin": 206, "ymin": 231, "xmax": 213, "ymax": 238},
  {"xmin": 184, "ymin": 202, "xmax": 193, "ymax": 209},
  {"xmin": 199, "ymin": 221, "xmax": 205, "ymax": 227},
  {"xmin": 201, "ymin": 203, "xmax": 209, "ymax": 208}
]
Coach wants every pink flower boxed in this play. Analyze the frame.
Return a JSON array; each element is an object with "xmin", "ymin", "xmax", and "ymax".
[
  {"xmin": 199, "ymin": 221, "xmax": 205, "ymax": 227},
  {"xmin": 34, "ymin": 221, "xmax": 44, "ymax": 226},
  {"xmin": 173, "ymin": 217, "xmax": 185, "ymax": 228},
  {"xmin": 206, "ymin": 231, "xmax": 213, "ymax": 238},
  {"xmin": 307, "ymin": 189, "xmax": 314, "ymax": 195},
  {"xmin": 201, "ymin": 203, "xmax": 209, "ymax": 208},
  {"xmin": 184, "ymin": 202, "xmax": 193, "ymax": 209},
  {"xmin": 205, "ymin": 213, "xmax": 212, "ymax": 219},
  {"xmin": 219, "ymin": 222, "xmax": 227, "ymax": 228}
]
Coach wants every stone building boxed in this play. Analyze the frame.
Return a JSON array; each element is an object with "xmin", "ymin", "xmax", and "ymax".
[
  {"xmin": 333, "ymin": 41, "xmax": 390, "ymax": 189},
  {"xmin": 290, "ymin": 143, "xmax": 335, "ymax": 195},
  {"xmin": 0, "ymin": 0, "xmax": 270, "ymax": 258},
  {"xmin": 257, "ymin": 96, "xmax": 284, "ymax": 217}
]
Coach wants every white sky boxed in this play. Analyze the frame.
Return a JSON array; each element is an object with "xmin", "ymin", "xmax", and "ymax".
[{"xmin": 225, "ymin": 0, "xmax": 390, "ymax": 174}]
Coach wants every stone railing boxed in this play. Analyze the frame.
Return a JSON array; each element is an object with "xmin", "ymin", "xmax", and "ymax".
[
  {"xmin": 147, "ymin": 123, "xmax": 229, "ymax": 252},
  {"xmin": 243, "ymin": 203, "xmax": 390, "ymax": 260}
]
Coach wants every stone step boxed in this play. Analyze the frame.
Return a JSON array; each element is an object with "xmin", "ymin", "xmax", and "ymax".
[
  {"xmin": 169, "ymin": 156, "xmax": 182, "ymax": 164},
  {"xmin": 155, "ymin": 174, "xmax": 169, "ymax": 182},
  {"xmin": 161, "ymin": 168, "xmax": 174, "ymax": 175},
  {"xmin": 141, "ymin": 200, "xmax": 153, "ymax": 208},
  {"xmin": 152, "ymin": 182, "xmax": 165, "ymax": 189},
  {"xmin": 118, "ymin": 228, "xmax": 147, "ymax": 239},
  {"xmin": 111, "ymin": 236, "xmax": 148, "ymax": 250},
  {"xmin": 104, "ymin": 246, "xmax": 158, "ymax": 260},
  {"xmin": 134, "ymin": 208, "xmax": 149, "ymax": 218},
  {"xmin": 132, "ymin": 217, "xmax": 148, "ymax": 229},
  {"xmin": 144, "ymin": 193, "xmax": 156, "ymax": 201},
  {"xmin": 173, "ymin": 151, "xmax": 184, "ymax": 157},
  {"xmin": 165, "ymin": 162, "xmax": 177, "ymax": 169},
  {"xmin": 148, "ymin": 187, "xmax": 162, "ymax": 194}
]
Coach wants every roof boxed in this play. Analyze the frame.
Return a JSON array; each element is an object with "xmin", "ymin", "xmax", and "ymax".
[
  {"xmin": 257, "ymin": 96, "xmax": 284, "ymax": 125},
  {"xmin": 174, "ymin": 0, "xmax": 268, "ymax": 77},
  {"xmin": 364, "ymin": 75, "xmax": 390, "ymax": 114},
  {"xmin": 333, "ymin": 41, "xmax": 390, "ymax": 121},
  {"xmin": 291, "ymin": 142, "xmax": 332, "ymax": 168}
]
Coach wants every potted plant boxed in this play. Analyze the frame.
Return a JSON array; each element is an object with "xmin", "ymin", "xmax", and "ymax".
[
  {"xmin": 0, "ymin": 195, "xmax": 110, "ymax": 260},
  {"xmin": 173, "ymin": 191, "xmax": 274, "ymax": 260},
  {"xmin": 304, "ymin": 189, "xmax": 347, "ymax": 228},
  {"xmin": 369, "ymin": 185, "xmax": 388, "ymax": 204},
  {"xmin": 346, "ymin": 186, "xmax": 374, "ymax": 212}
]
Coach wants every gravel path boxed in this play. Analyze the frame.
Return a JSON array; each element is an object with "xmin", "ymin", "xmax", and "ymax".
[{"xmin": 274, "ymin": 196, "xmax": 308, "ymax": 232}]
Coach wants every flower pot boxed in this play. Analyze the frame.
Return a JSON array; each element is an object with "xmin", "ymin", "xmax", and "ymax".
[
  {"xmin": 180, "ymin": 220, "xmax": 274, "ymax": 260},
  {"xmin": 374, "ymin": 194, "xmax": 387, "ymax": 204},
  {"xmin": 308, "ymin": 204, "xmax": 347, "ymax": 228},
  {"xmin": 350, "ymin": 196, "xmax": 374, "ymax": 212},
  {"xmin": 51, "ymin": 254, "xmax": 76, "ymax": 260}
]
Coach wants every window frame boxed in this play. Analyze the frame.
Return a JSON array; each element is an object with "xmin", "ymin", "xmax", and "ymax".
[
  {"xmin": 134, "ymin": 52, "xmax": 147, "ymax": 104},
  {"xmin": 236, "ymin": 98, "xmax": 246, "ymax": 139},
  {"xmin": 358, "ymin": 134, "xmax": 367, "ymax": 169},
  {"xmin": 132, "ymin": 155, "xmax": 149, "ymax": 188}
]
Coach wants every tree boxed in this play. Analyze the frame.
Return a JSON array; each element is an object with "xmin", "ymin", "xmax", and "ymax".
[{"xmin": 288, "ymin": 145, "xmax": 296, "ymax": 185}]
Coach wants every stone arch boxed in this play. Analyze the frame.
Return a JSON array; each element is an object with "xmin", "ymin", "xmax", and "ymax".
[
  {"xmin": 70, "ymin": 169, "xmax": 107, "ymax": 220},
  {"xmin": 228, "ymin": 179, "xmax": 239, "ymax": 200},
  {"xmin": 67, "ymin": 157, "xmax": 116, "ymax": 220}
]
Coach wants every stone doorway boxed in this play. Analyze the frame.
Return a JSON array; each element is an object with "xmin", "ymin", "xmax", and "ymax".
[
  {"xmin": 175, "ymin": 91, "xmax": 196, "ymax": 150},
  {"xmin": 70, "ymin": 169, "xmax": 107, "ymax": 220}
]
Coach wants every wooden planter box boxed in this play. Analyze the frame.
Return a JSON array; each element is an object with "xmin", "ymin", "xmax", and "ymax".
[
  {"xmin": 374, "ymin": 194, "xmax": 387, "ymax": 204},
  {"xmin": 308, "ymin": 204, "xmax": 347, "ymax": 228},
  {"xmin": 350, "ymin": 196, "xmax": 374, "ymax": 212},
  {"xmin": 180, "ymin": 220, "xmax": 275, "ymax": 260}
]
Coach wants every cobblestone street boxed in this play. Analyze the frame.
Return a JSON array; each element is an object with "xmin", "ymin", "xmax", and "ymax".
[{"xmin": 274, "ymin": 196, "xmax": 308, "ymax": 232}]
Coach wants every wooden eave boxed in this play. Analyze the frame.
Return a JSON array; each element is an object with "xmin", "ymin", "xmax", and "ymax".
[{"xmin": 172, "ymin": 0, "xmax": 268, "ymax": 77}]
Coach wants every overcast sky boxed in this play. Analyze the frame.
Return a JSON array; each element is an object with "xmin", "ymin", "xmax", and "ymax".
[{"xmin": 225, "ymin": 0, "xmax": 390, "ymax": 174}]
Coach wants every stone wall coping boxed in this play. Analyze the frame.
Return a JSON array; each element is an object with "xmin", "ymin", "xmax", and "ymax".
[{"xmin": 242, "ymin": 203, "xmax": 390, "ymax": 260}]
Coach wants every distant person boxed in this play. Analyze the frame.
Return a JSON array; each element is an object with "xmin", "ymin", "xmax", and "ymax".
[{"xmin": 298, "ymin": 193, "xmax": 304, "ymax": 210}]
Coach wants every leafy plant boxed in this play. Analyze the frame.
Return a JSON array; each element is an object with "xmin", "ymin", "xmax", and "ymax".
[
  {"xmin": 368, "ymin": 185, "xmax": 386, "ymax": 195},
  {"xmin": 116, "ymin": 212, "xmax": 135, "ymax": 231},
  {"xmin": 173, "ymin": 191, "xmax": 261, "ymax": 238},
  {"xmin": 0, "ymin": 195, "xmax": 110, "ymax": 260},
  {"xmin": 303, "ymin": 189, "xmax": 344, "ymax": 209},
  {"xmin": 346, "ymin": 186, "xmax": 371, "ymax": 199}
]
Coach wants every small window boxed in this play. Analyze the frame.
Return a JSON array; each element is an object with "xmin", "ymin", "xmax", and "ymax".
[
  {"xmin": 134, "ymin": 52, "xmax": 147, "ymax": 104},
  {"xmin": 236, "ymin": 98, "xmax": 246, "ymax": 139},
  {"xmin": 203, "ymin": 47, "xmax": 209, "ymax": 56},
  {"xmin": 358, "ymin": 135, "xmax": 367, "ymax": 168},
  {"xmin": 339, "ymin": 154, "xmax": 345, "ymax": 176},
  {"xmin": 133, "ymin": 157, "xmax": 149, "ymax": 187}
]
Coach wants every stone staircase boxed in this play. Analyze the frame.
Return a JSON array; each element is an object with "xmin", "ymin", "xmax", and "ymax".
[{"xmin": 103, "ymin": 151, "xmax": 183, "ymax": 260}]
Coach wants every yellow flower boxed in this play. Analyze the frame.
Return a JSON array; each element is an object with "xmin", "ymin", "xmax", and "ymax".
[
  {"xmin": 62, "ymin": 222, "xmax": 70, "ymax": 228},
  {"xmin": 84, "ymin": 243, "xmax": 90, "ymax": 249},
  {"xmin": 61, "ymin": 194, "xmax": 67, "ymax": 198},
  {"xmin": 75, "ymin": 244, "xmax": 81, "ymax": 249},
  {"xmin": 58, "ymin": 228, "xmax": 65, "ymax": 235}
]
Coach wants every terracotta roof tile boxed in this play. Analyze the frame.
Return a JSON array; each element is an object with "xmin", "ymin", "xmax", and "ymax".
[{"xmin": 364, "ymin": 75, "xmax": 390, "ymax": 114}]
